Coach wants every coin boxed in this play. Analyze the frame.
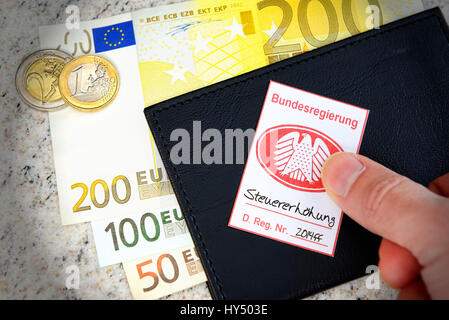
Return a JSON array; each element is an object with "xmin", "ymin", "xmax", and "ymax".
[
  {"xmin": 58, "ymin": 55, "xmax": 119, "ymax": 112},
  {"xmin": 15, "ymin": 49, "xmax": 73, "ymax": 111}
]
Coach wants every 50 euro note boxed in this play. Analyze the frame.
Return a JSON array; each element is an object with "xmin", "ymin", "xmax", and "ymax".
[
  {"xmin": 38, "ymin": 13, "xmax": 205, "ymax": 299},
  {"xmin": 123, "ymin": 244, "xmax": 206, "ymax": 300}
]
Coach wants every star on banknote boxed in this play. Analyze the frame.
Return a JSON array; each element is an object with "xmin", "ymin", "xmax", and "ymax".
[
  {"xmin": 263, "ymin": 21, "xmax": 286, "ymax": 43},
  {"xmin": 165, "ymin": 64, "xmax": 191, "ymax": 84},
  {"xmin": 191, "ymin": 33, "xmax": 210, "ymax": 54},
  {"xmin": 225, "ymin": 17, "xmax": 245, "ymax": 40}
]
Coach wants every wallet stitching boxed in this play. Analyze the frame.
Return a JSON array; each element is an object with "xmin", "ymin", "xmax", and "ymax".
[
  {"xmin": 149, "ymin": 13, "xmax": 446, "ymax": 299},
  {"xmin": 151, "ymin": 14, "xmax": 444, "ymax": 114}
]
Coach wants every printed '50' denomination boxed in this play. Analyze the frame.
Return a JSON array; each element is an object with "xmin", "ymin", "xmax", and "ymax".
[{"xmin": 123, "ymin": 245, "xmax": 207, "ymax": 299}]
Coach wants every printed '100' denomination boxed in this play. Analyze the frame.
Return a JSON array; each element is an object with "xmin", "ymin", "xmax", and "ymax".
[{"xmin": 91, "ymin": 205, "xmax": 192, "ymax": 267}]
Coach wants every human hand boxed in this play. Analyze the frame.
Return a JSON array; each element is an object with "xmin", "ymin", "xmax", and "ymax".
[{"xmin": 321, "ymin": 152, "xmax": 449, "ymax": 299}]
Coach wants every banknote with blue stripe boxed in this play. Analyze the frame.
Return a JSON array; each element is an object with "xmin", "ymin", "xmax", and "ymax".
[{"xmin": 39, "ymin": 12, "xmax": 205, "ymax": 299}]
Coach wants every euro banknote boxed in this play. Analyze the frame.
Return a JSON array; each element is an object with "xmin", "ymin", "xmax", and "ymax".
[
  {"xmin": 134, "ymin": 0, "xmax": 424, "ymax": 106},
  {"xmin": 123, "ymin": 244, "xmax": 206, "ymax": 300},
  {"xmin": 91, "ymin": 204, "xmax": 191, "ymax": 267},
  {"xmin": 133, "ymin": 0, "xmax": 423, "ymax": 195},
  {"xmin": 39, "ymin": 13, "xmax": 204, "ymax": 299},
  {"xmin": 39, "ymin": 14, "xmax": 177, "ymax": 226}
]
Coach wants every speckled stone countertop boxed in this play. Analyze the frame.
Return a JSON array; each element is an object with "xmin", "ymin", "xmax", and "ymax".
[{"xmin": 0, "ymin": 0, "xmax": 447, "ymax": 300}]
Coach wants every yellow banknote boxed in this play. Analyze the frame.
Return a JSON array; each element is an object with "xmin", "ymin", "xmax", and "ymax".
[
  {"xmin": 134, "ymin": 0, "xmax": 423, "ymax": 106},
  {"xmin": 133, "ymin": 0, "xmax": 423, "ymax": 218},
  {"xmin": 133, "ymin": 0, "xmax": 266, "ymax": 106},
  {"xmin": 123, "ymin": 244, "xmax": 206, "ymax": 300}
]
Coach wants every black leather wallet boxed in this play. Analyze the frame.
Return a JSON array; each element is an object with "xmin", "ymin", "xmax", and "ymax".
[{"xmin": 145, "ymin": 8, "xmax": 449, "ymax": 299}]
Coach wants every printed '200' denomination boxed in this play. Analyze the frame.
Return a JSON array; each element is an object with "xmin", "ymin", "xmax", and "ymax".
[{"xmin": 39, "ymin": 13, "xmax": 179, "ymax": 226}]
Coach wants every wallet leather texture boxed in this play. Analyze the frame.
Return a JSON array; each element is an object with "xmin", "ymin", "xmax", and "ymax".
[{"xmin": 145, "ymin": 8, "xmax": 449, "ymax": 299}]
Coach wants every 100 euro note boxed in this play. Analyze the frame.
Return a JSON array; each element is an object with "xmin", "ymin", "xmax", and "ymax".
[{"xmin": 38, "ymin": 13, "xmax": 206, "ymax": 299}]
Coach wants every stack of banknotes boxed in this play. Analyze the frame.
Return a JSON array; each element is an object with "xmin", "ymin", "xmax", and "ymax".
[{"xmin": 38, "ymin": 0, "xmax": 423, "ymax": 299}]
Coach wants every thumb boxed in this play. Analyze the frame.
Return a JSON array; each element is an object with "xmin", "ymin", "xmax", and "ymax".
[{"xmin": 321, "ymin": 152, "xmax": 449, "ymax": 269}]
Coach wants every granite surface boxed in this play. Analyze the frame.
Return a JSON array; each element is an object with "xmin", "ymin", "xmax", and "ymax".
[{"xmin": 0, "ymin": 0, "xmax": 446, "ymax": 300}]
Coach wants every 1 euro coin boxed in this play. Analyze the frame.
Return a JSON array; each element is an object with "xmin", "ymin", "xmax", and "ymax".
[{"xmin": 58, "ymin": 55, "xmax": 119, "ymax": 112}]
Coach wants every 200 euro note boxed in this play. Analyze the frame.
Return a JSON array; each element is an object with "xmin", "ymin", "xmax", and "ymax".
[
  {"xmin": 133, "ymin": 0, "xmax": 423, "ymax": 186},
  {"xmin": 39, "ymin": 13, "xmax": 205, "ymax": 297},
  {"xmin": 39, "ymin": 14, "xmax": 179, "ymax": 226},
  {"xmin": 134, "ymin": 0, "xmax": 423, "ymax": 106}
]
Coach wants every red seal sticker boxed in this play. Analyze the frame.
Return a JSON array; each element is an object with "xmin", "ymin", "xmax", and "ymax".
[{"xmin": 256, "ymin": 125, "xmax": 343, "ymax": 192}]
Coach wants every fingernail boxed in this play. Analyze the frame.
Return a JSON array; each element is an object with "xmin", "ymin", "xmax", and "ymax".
[{"xmin": 322, "ymin": 153, "xmax": 365, "ymax": 197}]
